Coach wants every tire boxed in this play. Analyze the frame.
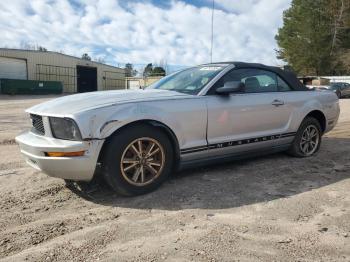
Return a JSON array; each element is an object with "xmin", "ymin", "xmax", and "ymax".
[
  {"xmin": 287, "ymin": 117, "xmax": 322, "ymax": 157},
  {"xmin": 102, "ymin": 124, "xmax": 174, "ymax": 196}
]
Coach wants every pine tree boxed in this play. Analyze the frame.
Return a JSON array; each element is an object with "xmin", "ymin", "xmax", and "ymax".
[
  {"xmin": 276, "ymin": 0, "xmax": 350, "ymax": 75},
  {"xmin": 143, "ymin": 63, "xmax": 153, "ymax": 77}
]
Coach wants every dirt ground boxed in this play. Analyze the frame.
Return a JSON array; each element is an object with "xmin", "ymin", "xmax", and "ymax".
[{"xmin": 0, "ymin": 95, "xmax": 349, "ymax": 262}]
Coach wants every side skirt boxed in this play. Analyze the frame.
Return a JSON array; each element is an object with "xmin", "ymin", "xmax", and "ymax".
[{"xmin": 177, "ymin": 144, "xmax": 291, "ymax": 171}]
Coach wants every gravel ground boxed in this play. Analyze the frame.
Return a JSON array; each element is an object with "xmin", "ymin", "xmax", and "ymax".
[{"xmin": 0, "ymin": 95, "xmax": 349, "ymax": 262}]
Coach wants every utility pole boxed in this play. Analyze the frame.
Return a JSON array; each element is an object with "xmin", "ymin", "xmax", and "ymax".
[{"xmin": 210, "ymin": 0, "xmax": 215, "ymax": 63}]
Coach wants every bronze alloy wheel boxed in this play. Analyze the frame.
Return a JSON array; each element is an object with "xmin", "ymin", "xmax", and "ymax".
[
  {"xmin": 120, "ymin": 137, "xmax": 165, "ymax": 186},
  {"xmin": 299, "ymin": 124, "xmax": 320, "ymax": 156}
]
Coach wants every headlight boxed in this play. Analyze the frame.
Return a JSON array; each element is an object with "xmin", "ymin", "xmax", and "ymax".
[{"xmin": 49, "ymin": 117, "xmax": 82, "ymax": 141}]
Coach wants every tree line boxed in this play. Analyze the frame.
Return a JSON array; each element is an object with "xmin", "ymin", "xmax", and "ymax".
[
  {"xmin": 276, "ymin": 0, "xmax": 350, "ymax": 76},
  {"xmin": 124, "ymin": 63, "xmax": 166, "ymax": 77},
  {"xmin": 78, "ymin": 54, "xmax": 167, "ymax": 77}
]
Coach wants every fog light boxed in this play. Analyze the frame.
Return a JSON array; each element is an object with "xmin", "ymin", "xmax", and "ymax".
[{"xmin": 45, "ymin": 151, "xmax": 85, "ymax": 157}]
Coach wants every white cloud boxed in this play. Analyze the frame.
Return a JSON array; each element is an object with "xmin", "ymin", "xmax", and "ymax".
[{"xmin": 0, "ymin": 0, "xmax": 291, "ymax": 67}]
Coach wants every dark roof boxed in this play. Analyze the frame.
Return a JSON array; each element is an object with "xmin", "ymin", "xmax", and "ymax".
[{"xmin": 205, "ymin": 61, "xmax": 308, "ymax": 91}]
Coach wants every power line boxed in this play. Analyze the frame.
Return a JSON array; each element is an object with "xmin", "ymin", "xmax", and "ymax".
[{"xmin": 210, "ymin": 0, "xmax": 215, "ymax": 63}]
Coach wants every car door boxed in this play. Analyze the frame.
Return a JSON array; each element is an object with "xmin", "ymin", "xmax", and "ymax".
[
  {"xmin": 343, "ymin": 83, "xmax": 350, "ymax": 96},
  {"xmin": 205, "ymin": 68, "xmax": 295, "ymax": 157}
]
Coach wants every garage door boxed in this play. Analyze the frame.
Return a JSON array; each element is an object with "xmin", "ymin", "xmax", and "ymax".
[
  {"xmin": 0, "ymin": 57, "xmax": 27, "ymax": 80},
  {"xmin": 128, "ymin": 80, "xmax": 141, "ymax": 90}
]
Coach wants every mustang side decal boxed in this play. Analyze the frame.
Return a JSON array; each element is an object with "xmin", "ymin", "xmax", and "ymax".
[{"xmin": 181, "ymin": 132, "xmax": 297, "ymax": 154}]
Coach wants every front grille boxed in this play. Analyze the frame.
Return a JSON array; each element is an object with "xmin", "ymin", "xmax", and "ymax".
[{"xmin": 30, "ymin": 114, "xmax": 45, "ymax": 135}]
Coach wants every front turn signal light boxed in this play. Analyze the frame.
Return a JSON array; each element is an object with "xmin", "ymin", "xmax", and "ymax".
[{"xmin": 45, "ymin": 151, "xmax": 85, "ymax": 157}]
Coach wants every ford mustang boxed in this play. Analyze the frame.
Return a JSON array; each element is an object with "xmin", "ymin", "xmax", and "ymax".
[{"xmin": 16, "ymin": 62, "xmax": 340, "ymax": 195}]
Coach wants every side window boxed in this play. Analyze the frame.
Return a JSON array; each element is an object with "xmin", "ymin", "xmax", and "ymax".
[
  {"xmin": 342, "ymin": 83, "xmax": 350, "ymax": 89},
  {"xmin": 211, "ymin": 70, "xmax": 242, "ymax": 90},
  {"xmin": 242, "ymin": 71, "xmax": 277, "ymax": 93},
  {"xmin": 332, "ymin": 84, "xmax": 339, "ymax": 90},
  {"xmin": 209, "ymin": 68, "xmax": 294, "ymax": 94},
  {"xmin": 277, "ymin": 76, "xmax": 292, "ymax": 91}
]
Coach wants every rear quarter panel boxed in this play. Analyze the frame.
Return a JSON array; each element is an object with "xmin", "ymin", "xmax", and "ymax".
[{"xmin": 284, "ymin": 90, "xmax": 339, "ymax": 133}]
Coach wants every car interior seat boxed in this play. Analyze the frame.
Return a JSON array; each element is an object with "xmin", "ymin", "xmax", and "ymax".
[{"xmin": 244, "ymin": 77, "xmax": 260, "ymax": 93}]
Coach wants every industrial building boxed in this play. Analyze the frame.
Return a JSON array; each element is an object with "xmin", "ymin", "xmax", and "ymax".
[{"xmin": 0, "ymin": 48, "xmax": 125, "ymax": 93}]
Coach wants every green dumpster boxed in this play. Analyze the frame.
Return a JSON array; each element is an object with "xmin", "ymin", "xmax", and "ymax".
[{"xmin": 0, "ymin": 79, "xmax": 63, "ymax": 95}]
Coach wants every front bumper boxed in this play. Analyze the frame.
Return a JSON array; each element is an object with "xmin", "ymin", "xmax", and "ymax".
[{"xmin": 15, "ymin": 131, "xmax": 104, "ymax": 181}]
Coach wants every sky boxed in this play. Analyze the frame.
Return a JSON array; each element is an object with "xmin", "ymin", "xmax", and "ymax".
[{"xmin": 0, "ymin": 0, "xmax": 291, "ymax": 71}]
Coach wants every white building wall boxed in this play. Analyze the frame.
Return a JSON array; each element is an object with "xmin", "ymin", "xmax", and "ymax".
[{"xmin": 323, "ymin": 76, "xmax": 350, "ymax": 84}]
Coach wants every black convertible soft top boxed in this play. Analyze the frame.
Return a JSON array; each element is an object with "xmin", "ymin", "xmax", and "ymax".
[{"xmin": 208, "ymin": 62, "xmax": 308, "ymax": 91}]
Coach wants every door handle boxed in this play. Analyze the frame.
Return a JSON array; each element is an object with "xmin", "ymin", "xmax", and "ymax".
[{"xmin": 271, "ymin": 99, "xmax": 284, "ymax": 106}]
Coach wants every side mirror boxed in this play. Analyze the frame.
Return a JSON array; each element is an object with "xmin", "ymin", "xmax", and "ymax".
[{"xmin": 216, "ymin": 81, "xmax": 244, "ymax": 95}]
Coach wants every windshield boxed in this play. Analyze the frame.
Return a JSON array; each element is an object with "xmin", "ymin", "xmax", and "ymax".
[
  {"xmin": 147, "ymin": 65, "xmax": 226, "ymax": 95},
  {"xmin": 330, "ymin": 83, "xmax": 340, "ymax": 90}
]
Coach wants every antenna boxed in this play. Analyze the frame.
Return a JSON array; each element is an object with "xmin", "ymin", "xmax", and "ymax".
[{"xmin": 210, "ymin": 0, "xmax": 215, "ymax": 63}]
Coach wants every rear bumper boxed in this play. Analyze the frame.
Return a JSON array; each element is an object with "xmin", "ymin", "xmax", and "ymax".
[{"xmin": 15, "ymin": 131, "xmax": 104, "ymax": 181}]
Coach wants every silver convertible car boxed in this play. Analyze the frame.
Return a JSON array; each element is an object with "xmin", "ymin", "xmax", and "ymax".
[{"xmin": 16, "ymin": 62, "xmax": 340, "ymax": 195}]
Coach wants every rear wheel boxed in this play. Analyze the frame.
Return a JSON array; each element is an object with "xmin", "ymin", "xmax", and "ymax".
[
  {"xmin": 287, "ymin": 117, "xmax": 322, "ymax": 157},
  {"xmin": 102, "ymin": 124, "xmax": 173, "ymax": 196}
]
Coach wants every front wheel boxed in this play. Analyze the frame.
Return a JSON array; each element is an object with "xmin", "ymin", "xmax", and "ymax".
[
  {"xmin": 102, "ymin": 124, "xmax": 174, "ymax": 196},
  {"xmin": 287, "ymin": 117, "xmax": 322, "ymax": 157}
]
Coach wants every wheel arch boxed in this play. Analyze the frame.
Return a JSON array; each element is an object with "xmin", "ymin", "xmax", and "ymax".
[
  {"xmin": 97, "ymin": 119, "xmax": 181, "ymax": 171},
  {"xmin": 304, "ymin": 110, "xmax": 326, "ymax": 133}
]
